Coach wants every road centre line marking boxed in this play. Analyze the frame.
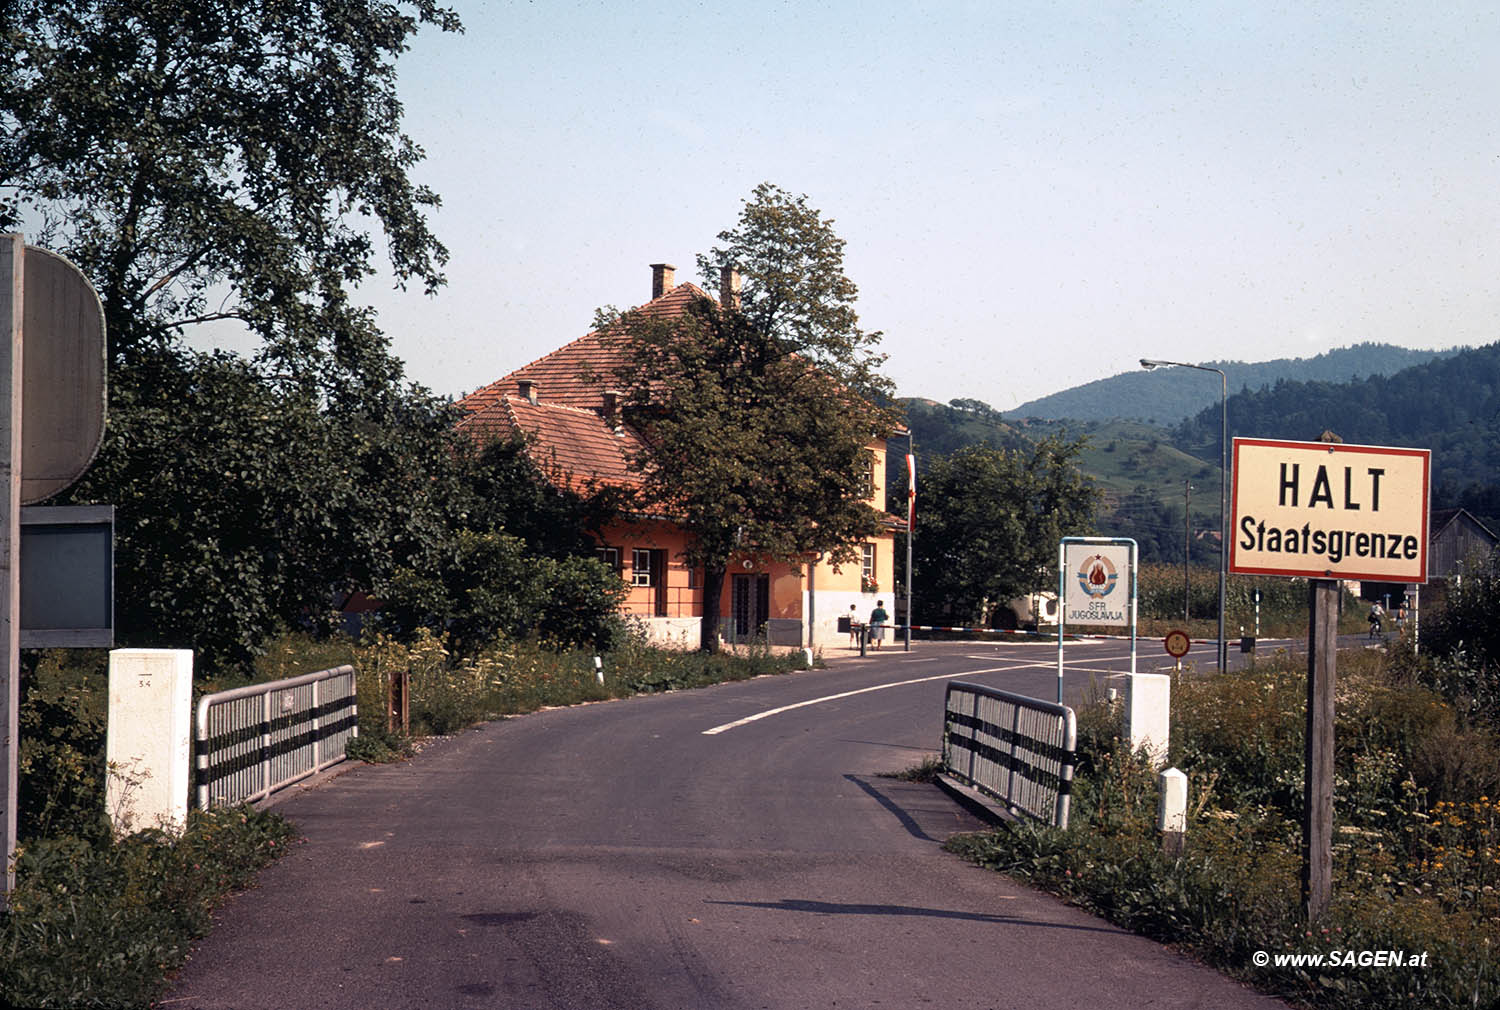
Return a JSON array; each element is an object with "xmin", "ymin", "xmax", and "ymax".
[{"xmin": 702, "ymin": 668, "xmax": 1012, "ymax": 735}]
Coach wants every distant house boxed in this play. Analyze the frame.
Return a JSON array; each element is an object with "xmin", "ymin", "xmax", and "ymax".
[
  {"xmin": 1359, "ymin": 507, "xmax": 1497, "ymax": 604},
  {"xmin": 1428, "ymin": 508, "xmax": 1498, "ymax": 579},
  {"xmin": 456, "ymin": 263, "xmax": 903, "ymax": 648}
]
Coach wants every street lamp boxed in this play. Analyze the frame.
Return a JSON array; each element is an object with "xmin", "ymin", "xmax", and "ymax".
[{"xmin": 1141, "ymin": 358, "xmax": 1229, "ymax": 673}]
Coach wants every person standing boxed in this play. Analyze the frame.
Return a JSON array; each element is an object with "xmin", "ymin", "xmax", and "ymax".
[
  {"xmin": 847, "ymin": 604, "xmax": 860, "ymax": 647},
  {"xmin": 869, "ymin": 600, "xmax": 889, "ymax": 650}
]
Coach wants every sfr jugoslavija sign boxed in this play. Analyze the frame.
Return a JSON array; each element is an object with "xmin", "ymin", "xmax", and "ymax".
[
  {"xmin": 1062, "ymin": 541, "xmax": 1133, "ymax": 626},
  {"xmin": 1230, "ymin": 438, "xmax": 1429, "ymax": 583}
]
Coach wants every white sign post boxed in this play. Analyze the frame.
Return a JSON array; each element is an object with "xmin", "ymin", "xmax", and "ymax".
[
  {"xmin": 0, "ymin": 236, "xmax": 21, "ymax": 899},
  {"xmin": 1057, "ymin": 537, "xmax": 1137, "ymax": 703},
  {"xmin": 0, "ymin": 237, "xmax": 109, "ymax": 900},
  {"xmin": 1231, "ymin": 434, "xmax": 1430, "ymax": 924}
]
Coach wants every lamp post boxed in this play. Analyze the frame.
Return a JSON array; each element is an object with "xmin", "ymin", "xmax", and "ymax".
[{"xmin": 1141, "ymin": 359, "xmax": 1228, "ymax": 673}]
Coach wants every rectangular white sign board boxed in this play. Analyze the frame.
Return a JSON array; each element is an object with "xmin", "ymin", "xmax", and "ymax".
[
  {"xmin": 1230, "ymin": 437, "xmax": 1430, "ymax": 583},
  {"xmin": 1062, "ymin": 541, "xmax": 1133, "ymax": 627}
]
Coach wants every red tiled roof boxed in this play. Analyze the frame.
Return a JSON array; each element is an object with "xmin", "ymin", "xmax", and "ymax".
[
  {"xmin": 456, "ymin": 283, "xmax": 712, "ymax": 415},
  {"xmin": 456, "ymin": 395, "xmax": 647, "ymax": 492},
  {"xmin": 456, "ymin": 281, "xmax": 712, "ymax": 490}
]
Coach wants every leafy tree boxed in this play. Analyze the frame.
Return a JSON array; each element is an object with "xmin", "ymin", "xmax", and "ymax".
[
  {"xmin": 0, "ymin": 0, "xmax": 460, "ymax": 389},
  {"xmin": 604, "ymin": 184, "xmax": 900, "ymax": 651},
  {"xmin": 0, "ymin": 2, "xmax": 470, "ymax": 672},
  {"xmin": 695, "ymin": 182, "xmax": 894, "ymax": 401},
  {"xmin": 911, "ymin": 440, "xmax": 1098, "ymax": 626},
  {"xmin": 56, "ymin": 346, "xmax": 466, "ymax": 671}
]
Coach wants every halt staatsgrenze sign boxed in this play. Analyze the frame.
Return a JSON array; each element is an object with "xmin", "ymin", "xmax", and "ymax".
[{"xmin": 1229, "ymin": 437, "xmax": 1429, "ymax": 584}]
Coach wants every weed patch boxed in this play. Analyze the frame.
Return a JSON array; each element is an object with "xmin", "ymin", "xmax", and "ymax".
[
  {"xmin": 1, "ymin": 807, "xmax": 297, "ymax": 1009},
  {"xmin": 881, "ymin": 754, "xmax": 944, "ymax": 783},
  {"xmin": 345, "ymin": 630, "xmax": 807, "ymax": 747}
]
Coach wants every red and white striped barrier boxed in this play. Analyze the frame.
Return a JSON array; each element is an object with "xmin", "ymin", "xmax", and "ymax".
[{"xmin": 902, "ymin": 624, "xmax": 1221, "ymax": 645}]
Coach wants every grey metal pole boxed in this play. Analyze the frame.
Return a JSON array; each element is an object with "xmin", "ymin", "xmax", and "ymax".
[
  {"xmin": 1140, "ymin": 358, "xmax": 1228, "ymax": 673},
  {"xmin": 1183, "ymin": 479, "xmax": 1191, "ymax": 621},
  {"xmin": 904, "ymin": 431, "xmax": 914, "ymax": 652},
  {"xmin": 1218, "ymin": 369, "xmax": 1228, "ymax": 674},
  {"xmin": 0, "ymin": 235, "xmax": 20, "ymax": 901}
]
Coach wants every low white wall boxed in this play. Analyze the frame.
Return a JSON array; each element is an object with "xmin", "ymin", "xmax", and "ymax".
[
  {"xmin": 635, "ymin": 616, "xmax": 702, "ymax": 650},
  {"xmin": 804, "ymin": 589, "xmax": 884, "ymax": 648}
]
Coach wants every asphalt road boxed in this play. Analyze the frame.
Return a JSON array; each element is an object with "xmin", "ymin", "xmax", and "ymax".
[{"xmin": 160, "ymin": 639, "xmax": 1288, "ymax": 1010}]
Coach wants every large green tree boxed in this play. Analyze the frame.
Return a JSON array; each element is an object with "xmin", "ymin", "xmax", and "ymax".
[
  {"xmin": 603, "ymin": 184, "xmax": 901, "ymax": 652},
  {"xmin": 0, "ymin": 1, "xmax": 467, "ymax": 672},
  {"xmin": 911, "ymin": 441, "xmax": 1099, "ymax": 626},
  {"xmin": 1, "ymin": 0, "xmax": 459, "ymax": 391}
]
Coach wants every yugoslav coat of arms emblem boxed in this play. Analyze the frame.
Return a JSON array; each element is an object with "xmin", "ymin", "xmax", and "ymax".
[{"xmin": 1076, "ymin": 554, "xmax": 1118, "ymax": 599}]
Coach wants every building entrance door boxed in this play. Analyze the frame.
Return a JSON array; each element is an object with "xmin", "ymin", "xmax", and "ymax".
[{"xmin": 731, "ymin": 573, "xmax": 769, "ymax": 640}]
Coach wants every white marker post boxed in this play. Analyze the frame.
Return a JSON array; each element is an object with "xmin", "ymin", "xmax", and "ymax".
[{"xmin": 106, "ymin": 650, "xmax": 193, "ymax": 835}]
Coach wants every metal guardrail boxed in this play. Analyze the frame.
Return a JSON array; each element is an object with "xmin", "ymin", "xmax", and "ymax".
[
  {"xmin": 941, "ymin": 680, "xmax": 1077, "ymax": 828},
  {"xmin": 195, "ymin": 665, "xmax": 358, "ymax": 809}
]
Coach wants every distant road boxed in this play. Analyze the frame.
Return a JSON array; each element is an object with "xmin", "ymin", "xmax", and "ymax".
[{"xmin": 163, "ymin": 642, "xmax": 1285, "ymax": 1009}]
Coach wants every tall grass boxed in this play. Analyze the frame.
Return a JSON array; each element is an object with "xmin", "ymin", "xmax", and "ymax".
[{"xmin": 350, "ymin": 628, "xmax": 806, "ymax": 738}]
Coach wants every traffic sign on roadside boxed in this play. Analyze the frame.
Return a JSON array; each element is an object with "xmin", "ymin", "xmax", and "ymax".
[
  {"xmin": 1163, "ymin": 629, "xmax": 1191, "ymax": 659},
  {"xmin": 20, "ymin": 245, "xmax": 106, "ymax": 504},
  {"xmin": 1230, "ymin": 437, "xmax": 1430, "ymax": 583}
]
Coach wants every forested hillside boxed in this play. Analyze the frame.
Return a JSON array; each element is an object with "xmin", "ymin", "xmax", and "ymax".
[
  {"xmin": 1174, "ymin": 341, "xmax": 1500, "ymax": 520},
  {"xmin": 1010, "ymin": 343, "xmax": 1460, "ymax": 425},
  {"xmin": 897, "ymin": 343, "xmax": 1500, "ymax": 566}
]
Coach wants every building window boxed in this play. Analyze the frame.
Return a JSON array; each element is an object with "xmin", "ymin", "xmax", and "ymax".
[
  {"xmin": 632, "ymin": 548, "xmax": 654, "ymax": 587},
  {"xmin": 597, "ymin": 546, "xmax": 621, "ymax": 572},
  {"xmin": 861, "ymin": 543, "xmax": 877, "ymax": 591},
  {"xmin": 864, "ymin": 457, "xmax": 876, "ymax": 499}
]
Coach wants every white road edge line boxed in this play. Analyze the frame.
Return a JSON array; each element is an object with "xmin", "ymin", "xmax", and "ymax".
[{"xmin": 702, "ymin": 668, "xmax": 1011, "ymax": 735}]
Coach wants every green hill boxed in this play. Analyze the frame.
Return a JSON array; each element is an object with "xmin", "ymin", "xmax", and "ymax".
[
  {"xmin": 1010, "ymin": 343, "xmax": 1462, "ymax": 425},
  {"xmin": 896, "ymin": 343, "xmax": 1500, "ymax": 562},
  {"xmin": 1173, "ymin": 341, "xmax": 1500, "ymax": 524},
  {"xmin": 1017, "ymin": 418, "xmax": 1223, "ymax": 564}
]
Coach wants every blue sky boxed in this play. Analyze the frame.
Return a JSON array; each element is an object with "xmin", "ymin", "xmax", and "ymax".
[{"xmin": 319, "ymin": 1, "xmax": 1500, "ymax": 411}]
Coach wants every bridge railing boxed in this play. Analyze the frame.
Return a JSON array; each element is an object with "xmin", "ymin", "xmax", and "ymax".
[
  {"xmin": 941, "ymin": 680, "xmax": 1076, "ymax": 828},
  {"xmin": 195, "ymin": 665, "xmax": 358, "ymax": 809}
]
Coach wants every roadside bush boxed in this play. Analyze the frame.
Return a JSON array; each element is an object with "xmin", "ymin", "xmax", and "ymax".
[
  {"xmin": 0, "ymin": 807, "xmax": 297, "ymax": 1009},
  {"xmin": 17, "ymin": 652, "xmax": 111, "ymax": 844},
  {"xmin": 1422, "ymin": 553, "xmax": 1500, "ymax": 720},
  {"xmin": 377, "ymin": 530, "xmax": 628, "ymax": 658}
]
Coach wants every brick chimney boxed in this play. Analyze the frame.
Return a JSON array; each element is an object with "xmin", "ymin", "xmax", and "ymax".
[
  {"xmin": 602, "ymin": 389, "xmax": 622, "ymax": 432},
  {"xmin": 517, "ymin": 378, "xmax": 538, "ymax": 405},
  {"xmin": 651, "ymin": 263, "xmax": 675, "ymax": 299},
  {"xmin": 720, "ymin": 265, "xmax": 742, "ymax": 311}
]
